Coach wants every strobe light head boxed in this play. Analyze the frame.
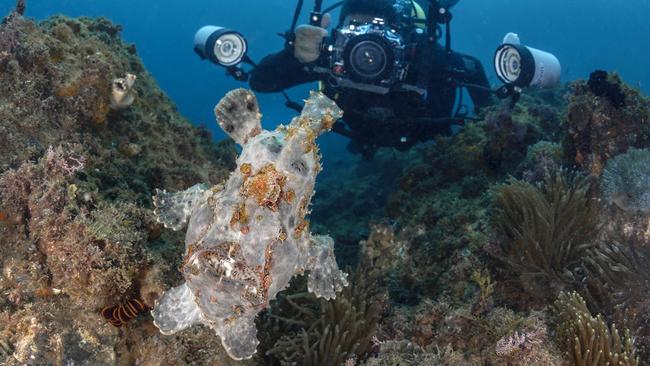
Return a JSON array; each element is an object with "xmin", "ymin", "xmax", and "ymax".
[
  {"xmin": 194, "ymin": 26, "xmax": 248, "ymax": 67},
  {"xmin": 494, "ymin": 33, "xmax": 561, "ymax": 89}
]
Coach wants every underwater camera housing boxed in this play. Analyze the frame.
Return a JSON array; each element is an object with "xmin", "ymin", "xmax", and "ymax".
[{"xmin": 318, "ymin": 17, "xmax": 409, "ymax": 94}]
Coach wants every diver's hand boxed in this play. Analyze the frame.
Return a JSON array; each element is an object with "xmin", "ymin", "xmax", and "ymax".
[{"xmin": 293, "ymin": 14, "xmax": 330, "ymax": 64}]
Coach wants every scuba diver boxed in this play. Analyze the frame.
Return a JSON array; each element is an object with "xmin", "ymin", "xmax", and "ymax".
[
  {"xmin": 193, "ymin": 0, "xmax": 562, "ymax": 158},
  {"xmin": 249, "ymin": 0, "xmax": 491, "ymax": 157}
]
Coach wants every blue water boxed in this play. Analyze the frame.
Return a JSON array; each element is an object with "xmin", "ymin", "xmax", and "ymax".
[{"xmin": 3, "ymin": 0, "xmax": 650, "ymax": 160}]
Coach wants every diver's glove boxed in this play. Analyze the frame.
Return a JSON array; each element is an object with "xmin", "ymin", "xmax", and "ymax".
[{"xmin": 293, "ymin": 24, "xmax": 328, "ymax": 63}]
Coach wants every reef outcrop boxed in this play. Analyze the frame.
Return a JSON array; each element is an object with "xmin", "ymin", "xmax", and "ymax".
[
  {"xmin": 0, "ymin": 8, "xmax": 241, "ymax": 366},
  {"xmin": 563, "ymin": 73, "xmax": 650, "ymax": 176}
]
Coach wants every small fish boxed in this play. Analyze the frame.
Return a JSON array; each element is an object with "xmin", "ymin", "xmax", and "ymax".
[{"xmin": 101, "ymin": 299, "xmax": 150, "ymax": 327}]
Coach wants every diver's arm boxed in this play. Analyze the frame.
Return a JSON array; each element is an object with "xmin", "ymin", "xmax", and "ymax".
[
  {"xmin": 249, "ymin": 49, "xmax": 319, "ymax": 93},
  {"xmin": 452, "ymin": 53, "xmax": 493, "ymax": 109}
]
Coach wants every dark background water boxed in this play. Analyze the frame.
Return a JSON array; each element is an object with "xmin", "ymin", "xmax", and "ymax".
[{"xmin": 3, "ymin": 0, "xmax": 650, "ymax": 160}]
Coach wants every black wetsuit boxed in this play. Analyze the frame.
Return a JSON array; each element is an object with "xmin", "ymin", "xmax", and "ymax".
[{"xmin": 250, "ymin": 34, "xmax": 491, "ymax": 157}]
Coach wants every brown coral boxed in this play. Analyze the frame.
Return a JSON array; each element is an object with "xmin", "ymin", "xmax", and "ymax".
[
  {"xmin": 555, "ymin": 291, "xmax": 639, "ymax": 366},
  {"xmin": 265, "ymin": 268, "xmax": 384, "ymax": 366},
  {"xmin": 491, "ymin": 173, "xmax": 600, "ymax": 300}
]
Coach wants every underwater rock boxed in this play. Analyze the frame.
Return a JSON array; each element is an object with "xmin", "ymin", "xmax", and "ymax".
[
  {"xmin": 601, "ymin": 148, "xmax": 650, "ymax": 214},
  {"xmin": 151, "ymin": 89, "xmax": 348, "ymax": 360},
  {"xmin": 519, "ymin": 141, "xmax": 563, "ymax": 183},
  {"xmin": 0, "ymin": 12, "xmax": 238, "ymax": 366},
  {"xmin": 564, "ymin": 72, "xmax": 650, "ymax": 176},
  {"xmin": 588, "ymin": 70, "xmax": 626, "ymax": 108}
]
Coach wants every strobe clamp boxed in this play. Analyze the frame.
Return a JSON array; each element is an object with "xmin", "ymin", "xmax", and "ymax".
[
  {"xmin": 226, "ymin": 66, "xmax": 249, "ymax": 82},
  {"xmin": 436, "ymin": 6, "xmax": 453, "ymax": 24},
  {"xmin": 495, "ymin": 84, "xmax": 522, "ymax": 109},
  {"xmin": 309, "ymin": 0, "xmax": 324, "ymax": 26}
]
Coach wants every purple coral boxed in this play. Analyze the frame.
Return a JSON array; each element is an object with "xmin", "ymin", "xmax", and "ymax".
[
  {"xmin": 45, "ymin": 146, "xmax": 86, "ymax": 176},
  {"xmin": 495, "ymin": 328, "xmax": 544, "ymax": 359}
]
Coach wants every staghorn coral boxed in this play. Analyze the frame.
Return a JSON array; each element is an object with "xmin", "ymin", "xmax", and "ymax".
[
  {"xmin": 555, "ymin": 291, "xmax": 639, "ymax": 366},
  {"xmin": 491, "ymin": 173, "xmax": 600, "ymax": 300},
  {"xmin": 151, "ymin": 89, "xmax": 348, "ymax": 360},
  {"xmin": 601, "ymin": 148, "xmax": 650, "ymax": 214},
  {"xmin": 266, "ymin": 267, "xmax": 384, "ymax": 366}
]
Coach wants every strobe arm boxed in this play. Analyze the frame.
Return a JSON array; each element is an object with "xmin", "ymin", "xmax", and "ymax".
[{"xmin": 310, "ymin": 0, "xmax": 324, "ymax": 26}]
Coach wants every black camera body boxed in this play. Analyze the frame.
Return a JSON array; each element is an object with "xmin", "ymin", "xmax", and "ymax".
[{"xmin": 316, "ymin": 17, "xmax": 411, "ymax": 94}]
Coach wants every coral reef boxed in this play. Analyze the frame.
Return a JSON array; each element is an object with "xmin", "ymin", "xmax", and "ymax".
[
  {"xmin": 601, "ymin": 148, "xmax": 650, "ymax": 214},
  {"xmin": 3, "ymin": 2, "xmax": 650, "ymax": 364},
  {"xmin": 0, "ymin": 8, "xmax": 242, "ymax": 366},
  {"xmin": 0, "ymin": 11, "xmax": 235, "ymax": 193},
  {"xmin": 519, "ymin": 141, "xmax": 564, "ymax": 183},
  {"xmin": 151, "ymin": 89, "xmax": 348, "ymax": 360},
  {"xmin": 378, "ymin": 297, "xmax": 564, "ymax": 365},
  {"xmin": 490, "ymin": 173, "xmax": 600, "ymax": 301},
  {"xmin": 362, "ymin": 341, "xmax": 467, "ymax": 366},
  {"xmin": 311, "ymin": 149, "xmax": 410, "ymax": 267},
  {"xmin": 555, "ymin": 291, "xmax": 639, "ymax": 366},
  {"xmin": 563, "ymin": 72, "xmax": 650, "ymax": 176},
  {"xmin": 374, "ymin": 90, "xmax": 567, "ymax": 304},
  {"xmin": 264, "ymin": 267, "xmax": 384, "ymax": 366}
]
